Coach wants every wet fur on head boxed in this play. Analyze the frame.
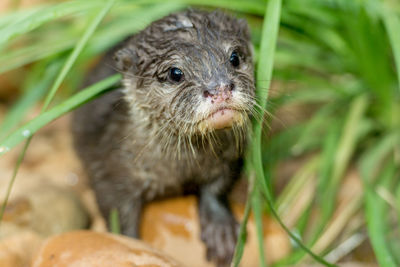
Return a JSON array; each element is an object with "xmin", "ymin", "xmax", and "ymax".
[{"xmin": 114, "ymin": 9, "xmax": 256, "ymax": 157}]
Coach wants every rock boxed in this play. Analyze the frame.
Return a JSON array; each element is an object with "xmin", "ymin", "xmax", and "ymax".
[
  {"xmin": 141, "ymin": 196, "xmax": 291, "ymax": 267},
  {"xmin": 31, "ymin": 230, "xmax": 184, "ymax": 267},
  {"xmin": 1, "ymin": 184, "xmax": 89, "ymax": 238},
  {"xmin": 0, "ymin": 230, "xmax": 43, "ymax": 267}
]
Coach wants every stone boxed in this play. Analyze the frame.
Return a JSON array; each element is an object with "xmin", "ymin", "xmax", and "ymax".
[
  {"xmin": 0, "ymin": 230, "xmax": 43, "ymax": 267},
  {"xmin": 141, "ymin": 196, "xmax": 291, "ymax": 267},
  {"xmin": 1, "ymin": 184, "xmax": 89, "ymax": 238},
  {"xmin": 32, "ymin": 230, "xmax": 183, "ymax": 267}
]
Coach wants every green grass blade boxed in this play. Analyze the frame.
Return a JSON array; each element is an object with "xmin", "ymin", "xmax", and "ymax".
[
  {"xmin": 0, "ymin": 39, "xmax": 74, "ymax": 74},
  {"xmin": 133, "ymin": 0, "xmax": 266, "ymax": 15},
  {"xmin": 251, "ymin": 0, "xmax": 281, "ymax": 196},
  {"xmin": 331, "ymin": 95, "xmax": 368, "ymax": 185},
  {"xmin": 41, "ymin": 0, "xmax": 115, "ymax": 111},
  {"xmin": 364, "ymin": 163, "xmax": 398, "ymax": 267},
  {"xmin": 252, "ymin": 187, "xmax": 267, "ymax": 267},
  {"xmin": 382, "ymin": 5, "xmax": 400, "ymax": 93},
  {"xmin": 359, "ymin": 132, "xmax": 400, "ymax": 183},
  {"xmin": 232, "ymin": 179, "xmax": 253, "ymax": 267},
  {"xmin": 0, "ymin": 138, "xmax": 31, "ymax": 222},
  {"xmin": 276, "ymin": 156, "xmax": 319, "ymax": 213},
  {"xmin": 396, "ymin": 181, "xmax": 400, "ymax": 230},
  {"xmin": 0, "ymin": 74, "xmax": 121, "ymax": 156},
  {"xmin": 110, "ymin": 208, "xmax": 121, "ymax": 234},
  {"xmin": 359, "ymin": 133, "xmax": 400, "ymax": 266},
  {"xmin": 0, "ymin": 7, "xmax": 44, "ymax": 28},
  {"xmin": 0, "ymin": 60, "xmax": 62, "ymax": 140},
  {"xmin": 0, "ymin": 0, "xmax": 102, "ymax": 47},
  {"xmin": 291, "ymin": 104, "xmax": 337, "ymax": 155}
]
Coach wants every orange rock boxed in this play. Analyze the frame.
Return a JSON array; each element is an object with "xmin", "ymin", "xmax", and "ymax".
[
  {"xmin": 32, "ymin": 230, "xmax": 184, "ymax": 267},
  {"xmin": 0, "ymin": 230, "xmax": 43, "ymax": 267},
  {"xmin": 141, "ymin": 196, "xmax": 291, "ymax": 267},
  {"xmin": 1, "ymin": 184, "xmax": 89, "ymax": 238}
]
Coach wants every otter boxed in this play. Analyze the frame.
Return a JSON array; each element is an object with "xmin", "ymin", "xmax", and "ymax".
[{"xmin": 72, "ymin": 9, "xmax": 255, "ymax": 266}]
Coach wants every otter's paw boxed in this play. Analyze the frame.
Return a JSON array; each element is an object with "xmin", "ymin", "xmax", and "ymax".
[{"xmin": 200, "ymin": 213, "xmax": 239, "ymax": 267}]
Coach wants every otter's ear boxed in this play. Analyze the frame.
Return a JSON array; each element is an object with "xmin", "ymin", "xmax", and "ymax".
[
  {"xmin": 161, "ymin": 14, "xmax": 193, "ymax": 32},
  {"xmin": 113, "ymin": 47, "xmax": 137, "ymax": 72},
  {"xmin": 237, "ymin": 18, "xmax": 251, "ymax": 40}
]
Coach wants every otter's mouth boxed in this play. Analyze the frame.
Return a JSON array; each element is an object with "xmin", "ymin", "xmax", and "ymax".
[{"xmin": 198, "ymin": 107, "xmax": 245, "ymax": 133}]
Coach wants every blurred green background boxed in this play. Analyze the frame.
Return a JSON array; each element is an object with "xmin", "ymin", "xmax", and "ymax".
[{"xmin": 0, "ymin": 0, "xmax": 399, "ymax": 266}]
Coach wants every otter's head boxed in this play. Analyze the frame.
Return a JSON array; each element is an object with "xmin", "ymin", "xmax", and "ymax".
[{"xmin": 114, "ymin": 9, "xmax": 255, "ymax": 139}]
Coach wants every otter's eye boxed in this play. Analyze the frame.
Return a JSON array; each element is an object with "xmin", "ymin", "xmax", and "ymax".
[
  {"xmin": 230, "ymin": 51, "xmax": 240, "ymax": 67},
  {"xmin": 169, "ymin": 67, "xmax": 184, "ymax": 82}
]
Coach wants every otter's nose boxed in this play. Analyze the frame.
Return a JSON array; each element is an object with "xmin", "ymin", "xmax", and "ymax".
[{"xmin": 203, "ymin": 82, "xmax": 235, "ymax": 102}]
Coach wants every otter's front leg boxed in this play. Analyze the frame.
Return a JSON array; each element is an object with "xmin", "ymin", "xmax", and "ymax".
[
  {"xmin": 91, "ymin": 169, "xmax": 145, "ymax": 238},
  {"xmin": 117, "ymin": 196, "xmax": 143, "ymax": 238},
  {"xmin": 198, "ymin": 186, "xmax": 239, "ymax": 267}
]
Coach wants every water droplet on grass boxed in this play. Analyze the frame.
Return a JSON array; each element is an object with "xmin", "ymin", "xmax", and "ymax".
[
  {"xmin": 22, "ymin": 129, "xmax": 31, "ymax": 137},
  {"xmin": 0, "ymin": 146, "xmax": 10, "ymax": 154}
]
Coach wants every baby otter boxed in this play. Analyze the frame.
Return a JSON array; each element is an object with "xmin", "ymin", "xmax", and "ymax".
[{"xmin": 73, "ymin": 9, "xmax": 255, "ymax": 266}]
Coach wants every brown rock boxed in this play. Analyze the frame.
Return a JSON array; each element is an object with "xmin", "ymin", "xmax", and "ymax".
[
  {"xmin": 141, "ymin": 196, "xmax": 291, "ymax": 267},
  {"xmin": 32, "ymin": 230, "xmax": 184, "ymax": 267},
  {"xmin": 0, "ymin": 230, "xmax": 43, "ymax": 267},
  {"xmin": 1, "ymin": 184, "xmax": 89, "ymax": 238}
]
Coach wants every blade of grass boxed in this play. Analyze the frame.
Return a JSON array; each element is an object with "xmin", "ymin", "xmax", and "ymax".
[
  {"xmin": 359, "ymin": 132, "xmax": 400, "ymax": 183},
  {"xmin": 0, "ymin": 138, "xmax": 31, "ymax": 222},
  {"xmin": 232, "ymin": 172, "xmax": 254, "ymax": 267},
  {"xmin": 252, "ymin": 187, "xmax": 267, "ymax": 267},
  {"xmin": 276, "ymin": 156, "xmax": 319, "ymax": 214},
  {"xmin": 0, "ymin": 60, "xmax": 62, "ymax": 140},
  {"xmin": 291, "ymin": 104, "xmax": 338, "ymax": 155},
  {"xmin": 276, "ymin": 158, "xmax": 318, "ymax": 229},
  {"xmin": 364, "ymin": 162, "xmax": 398, "ymax": 267},
  {"xmin": 396, "ymin": 181, "xmax": 400, "ymax": 230},
  {"xmin": 358, "ymin": 132, "xmax": 400, "ymax": 266},
  {"xmin": 331, "ymin": 95, "xmax": 369, "ymax": 186},
  {"xmin": 0, "ymin": 0, "xmax": 103, "ymax": 47},
  {"xmin": 382, "ymin": 3, "xmax": 400, "ymax": 165},
  {"xmin": 41, "ymin": 0, "xmax": 115, "ymax": 111},
  {"xmin": 134, "ymin": 0, "xmax": 266, "ymax": 15},
  {"xmin": 0, "ymin": 39, "xmax": 74, "ymax": 74},
  {"xmin": 310, "ymin": 194, "xmax": 363, "ymax": 257},
  {"xmin": 110, "ymin": 208, "xmax": 121, "ymax": 234},
  {"xmin": 381, "ymin": 3, "xmax": 400, "ymax": 93},
  {"xmin": 0, "ymin": 74, "xmax": 120, "ymax": 156},
  {"xmin": 251, "ymin": 0, "xmax": 281, "ymax": 195},
  {"xmin": 0, "ymin": 6, "xmax": 44, "ymax": 28},
  {"xmin": 250, "ymin": 0, "xmax": 336, "ymax": 265}
]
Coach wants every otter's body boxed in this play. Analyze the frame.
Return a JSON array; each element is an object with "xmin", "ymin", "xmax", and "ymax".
[{"xmin": 73, "ymin": 9, "xmax": 255, "ymax": 266}]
